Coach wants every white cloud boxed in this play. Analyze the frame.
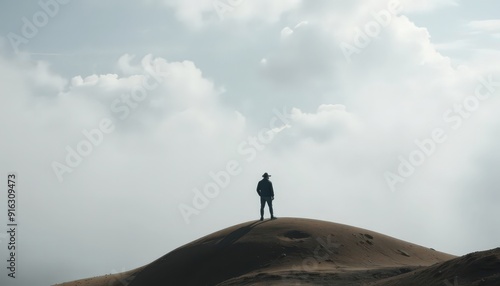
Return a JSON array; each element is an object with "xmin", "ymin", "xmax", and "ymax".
[
  {"xmin": 294, "ymin": 21, "xmax": 308, "ymax": 29},
  {"xmin": 0, "ymin": 53, "xmax": 248, "ymax": 284},
  {"xmin": 228, "ymin": 0, "xmax": 301, "ymax": 22},
  {"xmin": 255, "ymin": 2, "xmax": 500, "ymax": 257},
  {"xmin": 399, "ymin": 0, "xmax": 458, "ymax": 12},
  {"xmin": 466, "ymin": 19, "xmax": 500, "ymax": 33},
  {"xmin": 160, "ymin": 0, "xmax": 301, "ymax": 28},
  {"xmin": 117, "ymin": 54, "xmax": 143, "ymax": 75},
  {"xmin": 280, "ymin": 21, "xmax": 308, "ymax": 39},
  {"xmin": 260, "ymin": 21, "xmax": 338, "ymax": 88},
  {"xmin": 161, "ymin": 0, "xmax": 215, "ymax": 29},
  {"xmin": 285, "ymin": 104, "xmax": 360, "ymax": 143},
  {"xmin": 280, "ymin": 27, "xmax": 294, "ymax": 39}
]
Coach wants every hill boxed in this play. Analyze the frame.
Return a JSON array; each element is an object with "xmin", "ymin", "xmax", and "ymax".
[{"xmin": 55, "ymin": 218, "xmax": 499, "ymax": 285}]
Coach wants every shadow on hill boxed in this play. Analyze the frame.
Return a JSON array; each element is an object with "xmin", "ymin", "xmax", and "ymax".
[{"xmin": 216, "ymin": 220, "xmax": 268, "ymax": 249}]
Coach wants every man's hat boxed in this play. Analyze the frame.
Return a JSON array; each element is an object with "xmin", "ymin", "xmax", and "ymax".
[{"xmin": 262, "ymin": 172, "xmax": 271, "ymax": 178}]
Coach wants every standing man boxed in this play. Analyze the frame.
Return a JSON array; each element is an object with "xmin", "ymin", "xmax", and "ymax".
[{"xmin": 257, "ymin": 172, "xmax": 276, "ymax": 221}]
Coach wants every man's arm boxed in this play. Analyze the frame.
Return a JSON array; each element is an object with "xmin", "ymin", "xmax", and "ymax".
[
  {"xmin": 256, "ymin": 181, "xmax": 261, "ymax": 195},
  {"xmin": 270, "ymin": 181, "xmax": 274, "ymax": 197}
]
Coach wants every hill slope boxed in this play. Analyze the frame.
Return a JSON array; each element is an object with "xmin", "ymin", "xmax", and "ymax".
[
  {"xmin": 370, "ymin": 247, "xmax": 500, "ymax": 286},
  {"xmin": 56, "ymin": 218, "xmax": 499, "ymax": 285},
  {"xmin": 130, "ymin": 218, "xmax": 454, "ymax": 285}
]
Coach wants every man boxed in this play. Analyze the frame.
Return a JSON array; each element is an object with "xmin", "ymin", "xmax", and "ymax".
[{"xmin": 256, "ymin": 172, "xmax": 276, "ymax": 221}]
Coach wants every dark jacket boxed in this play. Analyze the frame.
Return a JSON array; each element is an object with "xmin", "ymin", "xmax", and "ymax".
[{"xmin": 257, "ymin": 179, "xmax": 274, "ymax": 197}]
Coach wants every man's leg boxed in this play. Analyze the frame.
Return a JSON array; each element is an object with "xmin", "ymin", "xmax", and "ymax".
[
  {"xmin": 260, "ymin": 197, "xmax": 265, "ymax": 220},
  {"xmin": 267, "ymin": 197, "xmax": 274, "ymax": 218}
]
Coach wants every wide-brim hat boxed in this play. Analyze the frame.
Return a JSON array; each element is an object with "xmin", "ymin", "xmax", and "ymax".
[{"xmin": 262, "ymin": 172, "xmax": 271, "ymax": 178}]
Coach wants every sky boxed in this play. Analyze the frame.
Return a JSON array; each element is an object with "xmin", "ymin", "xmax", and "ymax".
[{"xmin": 0, "ymin": 0, "xmax": 499, "ymax": 285}]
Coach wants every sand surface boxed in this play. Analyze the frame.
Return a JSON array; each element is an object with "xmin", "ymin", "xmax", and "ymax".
[{"xmin": 55, "ymin": 218, "xmax": 499, "ymax": 285}]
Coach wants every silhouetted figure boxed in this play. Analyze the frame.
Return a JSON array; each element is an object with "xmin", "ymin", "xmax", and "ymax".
[{"xmin": 257, "ymin": 172, "xmax": 276, "ymax": 221}]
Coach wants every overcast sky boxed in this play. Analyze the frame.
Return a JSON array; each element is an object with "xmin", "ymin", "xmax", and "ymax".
[{"xmin": 1, "ymin": 0, "xmax": 500, "ymax": 285}]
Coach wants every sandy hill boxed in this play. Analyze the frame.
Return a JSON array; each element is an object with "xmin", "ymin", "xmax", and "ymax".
[
  {"xmin": 55, "ymin": 218, "xmax": 499, "ymax": 285},
  {"xmin": 370, "ymin": 247, "xmax": 500, "ymax": 286}
]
